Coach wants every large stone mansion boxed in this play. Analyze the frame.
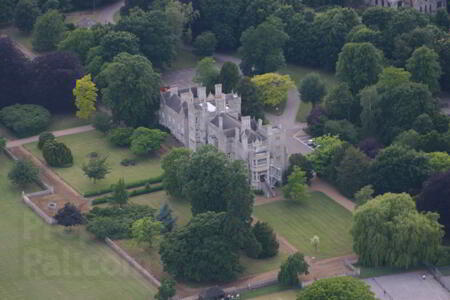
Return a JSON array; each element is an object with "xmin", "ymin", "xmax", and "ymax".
[
  {"xmin": 365, "ymin": 0, "xmax": 446, "ymax": 14},
  {"xmin": 159, "ymin": 84, "xmax": 288, "ymax": 190}
]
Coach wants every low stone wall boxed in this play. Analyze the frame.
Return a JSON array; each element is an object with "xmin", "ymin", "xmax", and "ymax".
[
  {"xmin": 105, "ymin": 238, "xmax": 161, "ymax": 288},
  {"xmin": 427, "ymin": 263, "xmax": 450, "ymax": 292},
  {"xmin": 22, "ymin": 193, "xmax": 57, "ymax": 225}
]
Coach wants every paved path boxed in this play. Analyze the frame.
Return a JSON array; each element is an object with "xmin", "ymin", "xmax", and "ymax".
[
  {"xmin": 6, "ymin": 125, "xmax": 94, "ymax": 148},
  {"xmin": 310, "ymin": 177, "xmax": 356, "ymax": 212},
  {"xmin": 65, "ymin": 0, "xmax": 124, "ymax": 25}
]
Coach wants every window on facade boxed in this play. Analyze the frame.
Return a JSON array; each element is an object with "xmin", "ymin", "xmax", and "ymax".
[
  {"xmin": 437, "ymin": 1, "xmax": 442, "ymax": 8},
  {"xmin": 425, "ymin": 5, "xmax": 427, "ymax": 12},
  {"xmin": 381, "ymin": 0, "xmax": 384, "ymax": 6},
  {"xmin": 375, "ymin": 0, "xmax": 378, "ymax": 4},
  {"xmin": 398, "ymin": 1, "xmax": 402, "ymax": 7},
  {"xmin": 257, "ymin": 158, "xmax": 267, "ymax": 166}
]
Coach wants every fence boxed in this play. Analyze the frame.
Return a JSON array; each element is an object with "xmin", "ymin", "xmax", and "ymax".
[
  {"xmin": 22, "ymin": 192, "xmax": 57, "ymax": 225},
  {"xmin": 105, "ymin": 238, "xmax": 161, "ymax": 288},
  {"xmin": 426, "ymin": 263, "xmax": 450, "ymax": 292}
]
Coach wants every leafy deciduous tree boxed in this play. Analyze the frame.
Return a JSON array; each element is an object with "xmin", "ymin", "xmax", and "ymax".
[
  {"xmin": 132, "ymin": 217, "xmax": 163, "ymax": 247},
  {"xmin": 110, "ymin": 178, "xmax": 128, "ymax": 207},
  {"xmin": 98, "ymin": 53, "xmax": 161, "ymax": 127},
  {"xmin": 15, "ymin": 0, "xmax": 41, "ymax": 33},
  {"xmin": 155, "ymin": 278, "xmax": 176, "ymax": 300},
  {"xmin": 8, "ymin": 159, "xmax": 39, "ymax": 187},
  {"xmin": 352, "ymin": 192, "xmax": 443, "ymax": 268},
  {"xmin": 130, "ymin": 127, "xmax": 167, "ymax": 156},
  {"xmin": 193, "ymin": 31, "xmax": 217, "ymax": 57},
  {"xmin": 32, "ymin": 9, "xmax": 65, "ymax": 52},
  {"xmin": 57, "ymin": 28, "xmax": 96, "ymax": 63},
  {"xmin": 278, "ymin": 252, "xmax": 309, "ymax": 287},
  {"xmin": 298, "ymin": 277, "xmax": 377, "ymax": 300},
  {"xmin": 193, "ymin": 57, "xmax": 219, "ymax": 94},
  {"xmin": 251, "ymin": 73, "xmax": 294, "ymax": 108},
  {"xmin": 283, "ymin": 166, "xmax": 309, "ymax": 203},
  {"xmin": 299, "ymin": 73, "xmax": 326, "ymax": 108},
  {"xmin": 236, "ymin": 77, "xmax": 264, "ymax": 120},
  {"xmin": 161, "ymin": 147, "xmax": 192, "ymax": 198},
  {"xmin": 406, "ymin": 46, "xmax": 442, "ymax": 94},
  {"xmin": 73, "ymin": 74, "xmax": 97, "ymax": 120},
  {"xmin": 219, "ymin": 61, "xmax": 240, "ymax": 93},
  {"xmin": 82, "ymin": 155, "xmax": 110, "ymax": 183}
]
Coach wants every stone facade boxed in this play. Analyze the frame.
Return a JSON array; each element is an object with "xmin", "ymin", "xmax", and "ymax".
[
  {"xmin": 365, "ymin": 0, "xmax": 446, "ymax": 14},
  {"xmin": 159, "ymin": 84, "xmax": 288, "ymax": 190}
]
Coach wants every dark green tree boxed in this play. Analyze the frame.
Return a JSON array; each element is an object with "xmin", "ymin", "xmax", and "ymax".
[
  {"xmin": 336, "ymin": 146, "xmax": 371, "ymax": 198},
  {"xmin": 325, "ymin": 83, "xmax": 358, "ymax": 122},
  {"xmin": 283, "ymin": 153, "xmax": 314, "ymax": 185},
  {"xmin": 107, "ymin": 127, "xmax": 134, "ymax": 147},
  {"xmin": 155, "ymin": 278, "xmax": 176, "ymax": 300},
  {"xmin": 99, "ymin": 30, "xmax": 140, "ymax": 61},
  {"xmin": 239, "ymin": 16, "xmax": 288, "ymax": 75},
  {"xmin": 82, "ymin": 156, "xmax": 110, "ymax": 183},
  {"xmin": 193, "ymin": 31, "xmax": 217, "ymax": 57},
  {"xmin": 111, "ymin": 178, "xmax": 128, "ymax": 207},
  {"xmin": 93, "ymin": 113, "xmax": 113, "ymax": 134},
  {"xmin": 159, "ymin": 211, "xmax": 242, "ymax": 282},
  {"xmin": 98, "ymin": 53, "xmax": 161, "ymax": 127},
  {"xmin": 362, "ymin": 7, "xmax": 394, "ymax": 31},
  {"xmin": 0, "ymin": 0, "xmax": 18, "ymax": 25},
  {"xmin": 278, "ymin": 252, "xmax": 309, "ymax": 287},
  {"xmin": 406, "ymin": 46, "xmax": 442, "ymax": 94},
  {"xmin": 412, "ymin": 113, "xmax": 434, "ymax": 134},
  {"xmin": 42, "ymin": 141, "xmax": 73, "ymax": 167},
  {"xmin": 347, "ymin": 25, "xmax": 382, "ymax": 49},
  {"xmin": 161, "ymin": 147, "xmax": 192, "ymax": 199},
  {"xmin": 252, "ymin": 221, "xmax": 279, "ymax": 258},
  {"xmin": 434, "ymin": 9, "xmax": 449, "ymax": 30},
  {"xmin": 323, "ymin": 120, "xmax": 359, "ymax": 145},
  {"xmin": 57, "ymin": 28, "xmax": 96, "ymax": 63},
  {"xmin": 54, "ymin": 203, "xmax": 84, "ymax": 228},
  {"xmin": 299, "ymin": 73, "xmax": 326, "ymax": 108},
  {"xmin": 193, "ymin": 57, "xmax": 219, "ymax": 94},
  {"xmin": 336, "ymin": 42, "xmax": 383, "ymax": 94},
  {"xmin": 130, "ymin": 127, "xmax": 167, "ymax": 155},
  {"xmin": 352, "ymin": 193, "xmax": 443, "ymax": 268},
  {"xmin": 236, "ymin": 77, "xmax": 264, "ymax": 120},
  {"xmin": 115, "ymin": 8, "xmax": 176, "ymax": 68},
  {"xmin": 219, "ymin": 62, "xmax": 240, "ymax": 93},
  {"xmin": 38, "ymin": 132, "xmax": 55, "ymax": 149},
  {"xmin": 369, "ymin": 145, "xmax": 430, "ymax": 195},
  {"xmin": 14, "ymin": 0, "xmax": 41, "ymax": 33},
  {"xmin": 298, "ymin": 277, "xmax": 377, "ymax": 300},
  {"xmin": 8, "ymin": 159, "xmax": 39, "ymax": 187},
  {"xmin": 417, "ymin": 171, "xmax": 450, "ymax": 238},
  {"xmin": 32, "ymin": 9, "xmax": 65, "ymax": 52}
]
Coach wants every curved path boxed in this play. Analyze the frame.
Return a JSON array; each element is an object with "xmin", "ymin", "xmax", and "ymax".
[
  {"xmin": 65, "ymin": 0, "xmax": 124, "ymax": 25},
  {"xmin": 5, "ymin": 125, "xmax": 94, "ymax": 148}
]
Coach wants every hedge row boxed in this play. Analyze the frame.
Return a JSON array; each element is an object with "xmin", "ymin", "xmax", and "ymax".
[
  {"xmin": 91, "ymin": 184, "xmax": 164, "ymax": 205},
  {"xmin": 84, "ymin": 175, "xmax": 163, "ymax": 197}
]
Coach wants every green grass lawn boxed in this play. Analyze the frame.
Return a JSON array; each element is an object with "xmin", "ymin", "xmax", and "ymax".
[
  {"xmin": 47, "ymin": 113, "xmax": 91, "ymax": 131},
  {"xmin": 169, "ymin": 48, "xmax": 199, "ymax": 71},
  {"xmin": 280, "ymin": 64, "xmax": 337, "ymax": 122},
  {"xmin": 254, "ymin": 192, "xmax": 353, "ymax": 259},
  {"xmin": 25, "ymin": 130, "xmax": 163, "ymax": 194},
  {"xmin": 130, "ymin": 191, "xmax": 192, "ymax": 226},
  {"xmin": 0, "ymin": 154, "xmax": 156, "ymax": 299}
]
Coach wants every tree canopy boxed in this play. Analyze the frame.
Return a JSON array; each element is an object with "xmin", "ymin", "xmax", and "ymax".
[
  {"xmin": 299, "ymin": 73, "xmax": 326, "ymax": 108},
  {"xmin": 73, "ymin": 74, "xmax": 97, "ymax": 120},
  {"xmin": 193, "ymin": 57, "xmax": 219, "ymax": 94},
  {"xmin": 251, "ymin": 73, "xmax": 294, "ymax": 108},
  {"xmin": 239, "ymin": 16, "xmax": 288, "ymax": 75},
  {"xmin": 98, "ymin": 53, "xmax": 160, "ymax": 127},
  {"xmin": 161, "ymin": 147, "xmax": 192, "ymax": 198},
  {"xmin": 298, "ymin": 277, "xmax": 377, "ymax": 300},
  {"xmin": 278, "ymin": 252, "xmax": 309, "ymax": 287},
  {"xmin": 406, "ymin": 46, "xmax": 442, "ymax": 94},
  {"xmin": 352, "ymin": 193, "xmax": 443, "ymax": 268},
  {"xmin": 32, "ymin": 9, "xmax": 65, "ymax": 52},
  {"xmin": 236, "ymin": 77, "xmax": 264, "ymax": 120}
]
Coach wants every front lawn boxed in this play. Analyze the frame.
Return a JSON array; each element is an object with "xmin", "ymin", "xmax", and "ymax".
[
  {"xmin": 25, "ymin": 130, "xmax": 163, "ymax": 194},
  {"xmin": 241, "ymin": 286, "xmax": 298, "ymax": 300},
  {"xmin": 253, "ymin": 192, "xmax": 353, "ymax": 259},
  {"xmin": 47, "ymin": 113, "xmax": 91, "ymax": 131},
  {"xmin": 0, "ymin": 154, "xmax": 156, "ymax": 299}
]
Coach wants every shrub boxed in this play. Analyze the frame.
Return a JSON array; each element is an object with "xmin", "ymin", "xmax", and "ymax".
[
  {"xmin": 8, "ymin": 159, "xmax": 39, "ymax": 187},
  {"xmin": 277, "ymin": 252, "xmax": 309, "ymax": 287},
  {"xmin": 42, "ymin": 140, "xmax": 73, "ymax": 167},
  {"xmin": 91, "ymin": 184, "xmax": 164, "ymax": 205},
  {"xmin": 193, "ymin": 31, "xmax": 217, "ymax": 57},
  {"xmin": 130, "ymin": 127, "xmax": 168, "ymax": 155},
  {"xmin": 38, "ymin": 132, "xmax": 55, "ymax": 149},
  {"xmin": 93, "ymin": 112, "xmax": 113, "ymax": 133},
  {"xmin": 84, "ymin": 175, "xmax": 163, "ymax": 197},
  {"xmin": 54, "ymin": 203, "xmax": 84, "ymax": 227},
  {"xmin": 252, "ymin": 221, "xmax": 279, "ymax": 258},
  {"xmin": 82, "ymin": 155, "xmax": 110, "ymax": 183},
  {"xmin": 0, "ymin": 104, "xmax": 51, "ymax": 137},
  {"xmin": 120, "ymin": 158, "xmax": 136, "ymax": 166},
  {"xmin": 108, "ymin": 127, "xmax": 134, "ymax": 147},
  {"xmin": 86, "ymin": 205, "xmax": 155, "ymax": 239}
]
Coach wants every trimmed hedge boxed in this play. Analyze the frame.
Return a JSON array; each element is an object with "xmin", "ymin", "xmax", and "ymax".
[
  {"xmin": 84, "ymin": 175, "xmax": 163, "ymax": 197},
  {"xmin": 91, "ymin": 184, "xmax": 164, "ymax": 205}
]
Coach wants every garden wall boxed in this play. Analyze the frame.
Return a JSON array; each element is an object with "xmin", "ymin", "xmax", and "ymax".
[
  {"xmin": 105, "ymin": 238, "xmax": 161, "ymax": 288},
  {"xmin": 22, "ymin": 193, "xmax": 57, "ymax": 225}
]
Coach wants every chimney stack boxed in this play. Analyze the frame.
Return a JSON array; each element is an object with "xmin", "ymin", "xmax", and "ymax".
[{"xmin": 215, "ymin": 84, "xmax": 222, "ymax": 97}]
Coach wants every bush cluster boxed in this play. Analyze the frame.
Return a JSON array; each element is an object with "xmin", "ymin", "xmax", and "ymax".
[
  {"xmin": 92, "ymin": 184, "xmax": 164, "ymax": 205},
  {"xmin": 120, "ymin": 158, "xmax": 136, "ymax": 166},
  {"xmin": 84, "ymin": 175, "xmax": 163, "ymax": 197},
  {"xmin": 42, "ymin": 140, "xmax": 73, "ymax": 167},
  {"xmin": 0, "ymin": 104, "xmax": 51, "ymax": 137},
  {"xmin": 85, "ymin": 205, "xmax": 155, "ymax": 239}
]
